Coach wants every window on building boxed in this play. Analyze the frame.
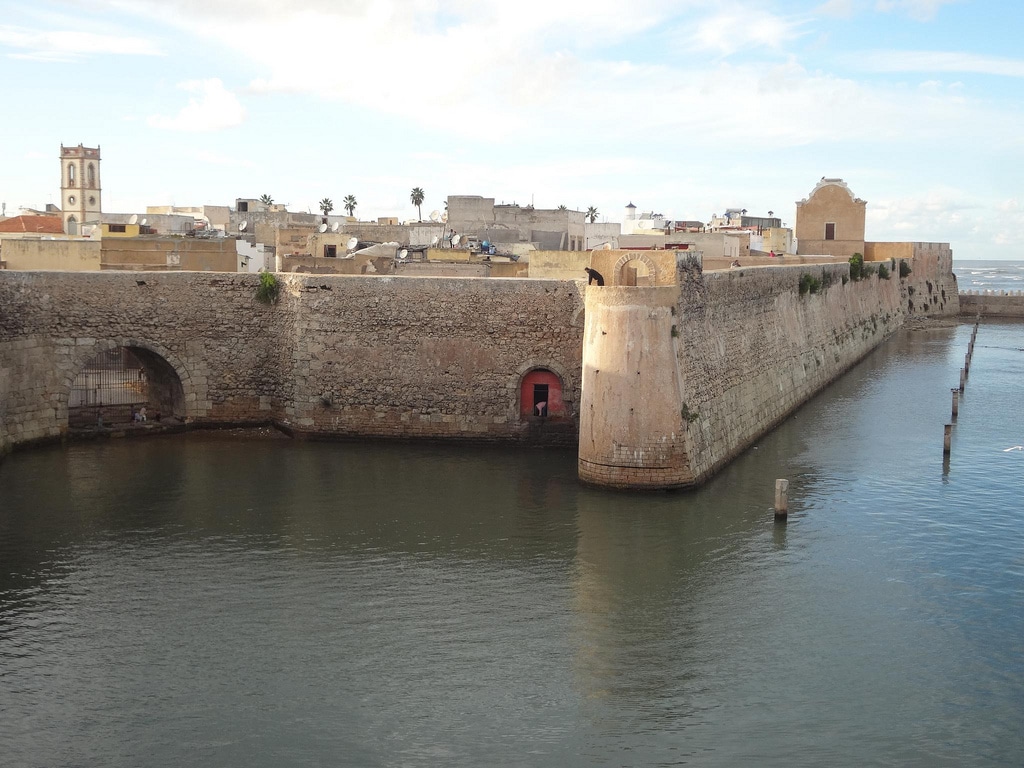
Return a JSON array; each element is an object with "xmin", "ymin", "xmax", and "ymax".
[
  {"xmin": 68, "ymin": 164, "xmax": 76, "ymax": 186},
  {"xmin": 109, "ymin": 224, "xmax": 127, "ymax": 233},
  {"xmin": 238, "ymin": 202, "xmax": 249, "ymax": 212},
  {"xmin": 87, "ymin": 164, "xmax": 96, "ymax": 188},
  {"xmin": 324, "ymin": 244, "xmax": 337, "ymax": 258},
  {"xmin": 825, "ymin": 222, "xmax": 836, "ymax": 240}
]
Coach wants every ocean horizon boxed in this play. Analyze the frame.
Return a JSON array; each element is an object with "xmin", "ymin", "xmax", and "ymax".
[{"xmin": 953, "ymin": 259, "xmax": 1024, "ymax": 294}]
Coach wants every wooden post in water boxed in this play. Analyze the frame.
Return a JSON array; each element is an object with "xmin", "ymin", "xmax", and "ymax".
[
  {"xmin": 965, "ymin": 353, "xmax": 971, "ymax": 375},
  {"xmin": 960, "ymin": 368, "xmax": 967, "ymax": 392},
  {"xmin": 944, "ymin": 424, "xmax": 952, "ymax": 454},
  {"xmin": 774, "ymin": 479, "xmax": 789, "ymax": 519},
  {"xmin": 951, "ymin": 388, "xmax": 959, "ymax": 420}
]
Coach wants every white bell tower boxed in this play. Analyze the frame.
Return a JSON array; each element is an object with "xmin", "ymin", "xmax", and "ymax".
[{"xmin": 60, "ymin": 143, "xmax": 102, "ymax": 235}]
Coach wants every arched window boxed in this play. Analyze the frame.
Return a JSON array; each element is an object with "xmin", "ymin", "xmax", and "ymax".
[
  {"xmin": 68, "ymin": 163, "xmax": 76, "ymax": 186},
  {"xmin": 87, "ymin": 163, "xmax": 96, "ymax": 188},
  {"xmin": 67, "ymin": 215, "xmax": 78, "ymax": 235},
  {"xmin": 520, "ymin": 368, "xmax": 565, "ymax": 419}
]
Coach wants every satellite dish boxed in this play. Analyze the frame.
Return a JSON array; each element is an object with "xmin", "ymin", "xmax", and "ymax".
[
  {"xmin": 398, "ymin": 249, "xmax": 408, "ymax": 260},
  {"xmin": 238, "ymin": 221, "xmax": 248, "ymax": 232},
  {"xmin": 128, "ymin": 214, "xmax": 138, "ymax": 225},
  {"xmin": 346, "ymin": 237, "xmax": 358, "ymax": 251},
  {"xmin": 451, "ymin": 234, "xmax": 461, "ymax": 247},
  {"xmin": 318, "ymin": 223, "xmax": 328, "ymax": 233},
  {"xmin": 331, "ymin": 222, "xmax": 340, "ymax": 232},
  {"xmin": 429, "ymin": 210, "xmax": 441, "ymax": 222},
  {"xmin": 140, "ymin": 218, "xmax": 148, "ymax": 226},
  {"xmin": 431, "ymin": 235, "xmax": 439, "ymax": 246},
  {"xmin": 441, "ymin": 212, "xmax": 448, "ymax": 223}
]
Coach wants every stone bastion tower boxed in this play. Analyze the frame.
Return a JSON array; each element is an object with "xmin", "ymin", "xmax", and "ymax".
[{"xmin": 577, "ymin": 250, "xmax": 697, "ymax": 489}]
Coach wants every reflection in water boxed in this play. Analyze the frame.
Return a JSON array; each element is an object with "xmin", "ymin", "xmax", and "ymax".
[{"xmin": 1, "ymin": 323, "xmax": 1023, "ymax": 767}]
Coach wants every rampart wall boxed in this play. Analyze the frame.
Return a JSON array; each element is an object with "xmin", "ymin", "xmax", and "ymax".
[
  {"xmin": 0, "ymin": 272, "xmax": 584, "ymax": 455},
  {"xmin": 0, "ymin": 252, "xmax": 961, "ymax": 487},
  {"xmin": 959, "ymin": 291, "xmax": 1024, "ymax": 318},
  {"xmin": 677, "ymin": 259, "xmax": 904, "ymax": 484},
  {"xmin": 578, "ymin": 257, "xmax": 906, "ymax": 488}
]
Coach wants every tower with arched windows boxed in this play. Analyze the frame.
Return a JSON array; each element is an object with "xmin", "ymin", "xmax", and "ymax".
[{"xmin": 60, "ymin": 143, "xmax": 102, "ymax": 235}]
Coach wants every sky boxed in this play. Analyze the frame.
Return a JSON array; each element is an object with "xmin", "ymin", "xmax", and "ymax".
[{"xmin": 1, "ymin": 0, "xmax": 1021, "ymax": 260}]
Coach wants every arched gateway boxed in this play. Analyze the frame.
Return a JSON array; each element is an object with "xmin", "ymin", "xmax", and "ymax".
[{"xmin": 65, "ymin": 341, "xmax": 189, "ymax": 428}]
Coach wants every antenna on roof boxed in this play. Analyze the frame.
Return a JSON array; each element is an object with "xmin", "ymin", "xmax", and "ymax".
[
  {"xmin": 128, "ymin": 214, "xmax": 138, "ymax": 225},
  {"xmin": 331, "ymin": 222, "xmax": 340, "ymax": 232},
  {"xmin": 451, "ymin": 234, "xmax": 461, "ymax": 247},
  {"xmin": 318, "ymin": 223, "xmax": 328, "ymax": 233},
  {"xmin": 346, "ymin": 236, "xmax": 358, "ymax": 251},
  {"xmin": 429, "ymin": 210, "xmax": 440, "ymax": 222},
  {"xmin": 238, "ymin": 220, "xmax": 248, "ymax": 232},
  {"xmin": 398, "ymin": 249, "xmax": 408, "ymax": 260},
  {"xmin": 140, "ymin": 218, "xmax": 147, "ymax": 226}
]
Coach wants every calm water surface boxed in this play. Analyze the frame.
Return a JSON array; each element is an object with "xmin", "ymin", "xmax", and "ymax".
[{"xmin": 2, "ymin": 322, "xmax": 1023, "ymax": 767}]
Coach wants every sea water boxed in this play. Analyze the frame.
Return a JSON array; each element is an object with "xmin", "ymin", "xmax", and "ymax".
[
  {"xmin": 955, "ymin": 259, "xmax": 1024, "ymax": 293},
  {"xmin": 1, "ymin": 321, "xmax": 1022, "ymax": 767}
]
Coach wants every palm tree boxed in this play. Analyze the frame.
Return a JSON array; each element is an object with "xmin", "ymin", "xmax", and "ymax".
[
  {"xmin": 343, "ymin": 195, "xmax": 357, "ymax": 217},
  {"xmin": 410, "ymin": 187, "xmax": 425, "ymax": 221},
  {"xmin": 586, "ymin": 206, "xmax": 598, "ymax": 224},
  {"xmin": 319, "ymin": 198, "xmax": 334, "ymax": 216},
  {"xmin": 557, "ymin": 205, "xmax": 567, "ymax": 211},
  {"xmin": 259, "ymin": 194, "xmax": 273, "ymax": 205}
]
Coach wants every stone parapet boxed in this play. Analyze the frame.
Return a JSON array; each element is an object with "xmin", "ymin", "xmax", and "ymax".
[{"xmin": 959, "ymin": 291, "xmax": 1024, "ymax": 318}]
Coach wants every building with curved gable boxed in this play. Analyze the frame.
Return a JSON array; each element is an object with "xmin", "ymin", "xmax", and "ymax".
[{"xmin": 795, "ymin": 177, "xmax": 866, "ymax": 258}]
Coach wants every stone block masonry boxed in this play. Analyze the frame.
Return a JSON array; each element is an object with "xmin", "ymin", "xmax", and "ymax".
[
  {"xmin": 0, "ymin": 253, "xmax": 956, "ymax": 489},
  {"xmin": 676, "ymin": 259, "xmax": 905, "ymax": 485},
  {"xmin": 959, "ymin": 291, "xmax": 1024, "ymax": 318},
  {"xmin": 0, "ymin": 271, "xmax": 584, "ymax": 453},
  {"xmin": 578, "ymin": 255, "xmax": 909, "ymax": 488}
]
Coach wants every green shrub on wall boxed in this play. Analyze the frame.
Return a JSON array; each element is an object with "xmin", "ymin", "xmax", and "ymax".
[
  {"xmin": 877, "ymin": 263, "xmax": 891, "ymax": 280},
  {"xmin": 799, "ymin": 273, "xmax": 822, "ymax": 295},
  {"xmin": 255, "ymin": 272, "xmax": 280, "ymax": 305},
  {"xmin": 849, "ymin": 252, "xmax": 865, "ymax": 281},
  {"xmin": 899, "ymin": 260, "xmax": 912, "ymax": 278}
]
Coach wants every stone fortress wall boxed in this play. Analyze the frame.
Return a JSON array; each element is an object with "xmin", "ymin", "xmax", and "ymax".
[
  {"xmin": 0, "ymin": 252, "xmax": 961, "ymax": 487},
  {"xmin": 959, "ymin": 291, "xmax": 1024, "ymax": 318},
  {"xmin": 0, "ymin": 271, "xmax": 585, "ymax": 455},
  {"xmin": 578, "ymin": 256, "xmax": 911, "ymax": 488}
]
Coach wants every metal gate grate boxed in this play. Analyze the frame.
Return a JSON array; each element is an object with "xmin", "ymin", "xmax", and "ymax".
[{"xmin": 69, "ymin": 347, "xmax": 148, "ymax": 425}]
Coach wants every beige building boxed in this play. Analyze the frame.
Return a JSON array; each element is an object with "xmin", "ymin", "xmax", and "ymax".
[
  {"xmin": 795, "ymin": 178, "xmax": 866, "ymax": 258},
  {"xmin": 2, "ymin": 235, "xmax": 238, "ymax": 272},
  {"xmin": 447, "ymin": 195, "xmax": 588, "ymax": 251}
]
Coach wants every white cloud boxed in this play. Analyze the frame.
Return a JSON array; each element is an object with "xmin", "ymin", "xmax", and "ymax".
[
  {"xmin": 874, "ymin": 0, "xmax": 962, "ymax": 22},
  {"xmin": 0, "ymin": 24, "xmax": 162, "ymax": 62},
  {"xmin": 815, "ymin": 0, "xmax": 857, "ymax": 17},
  {"xmin": 148, "ymin": 79, "xmax": 246, "ymax": 132},
  {"xmin": 687, "ymin": 8, "xmax": 805, "ymax": 56},
  {"xmin": 815, "ymin": 0, "xmax": 962, "ymax": 21},
  {"xmin": 850, "ymin": 50, "xmax": 1024, "ymax": 77}
]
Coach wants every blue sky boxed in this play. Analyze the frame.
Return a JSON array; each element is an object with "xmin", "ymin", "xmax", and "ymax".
[{"xmin": 1, "ymin": 0, "xmax": 1021, "ymax": 259}]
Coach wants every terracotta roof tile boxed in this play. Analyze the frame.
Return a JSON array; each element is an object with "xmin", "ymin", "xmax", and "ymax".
[{"xmin": 0, "ymin": 215, "xmax": 65, "ymax": 234}]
